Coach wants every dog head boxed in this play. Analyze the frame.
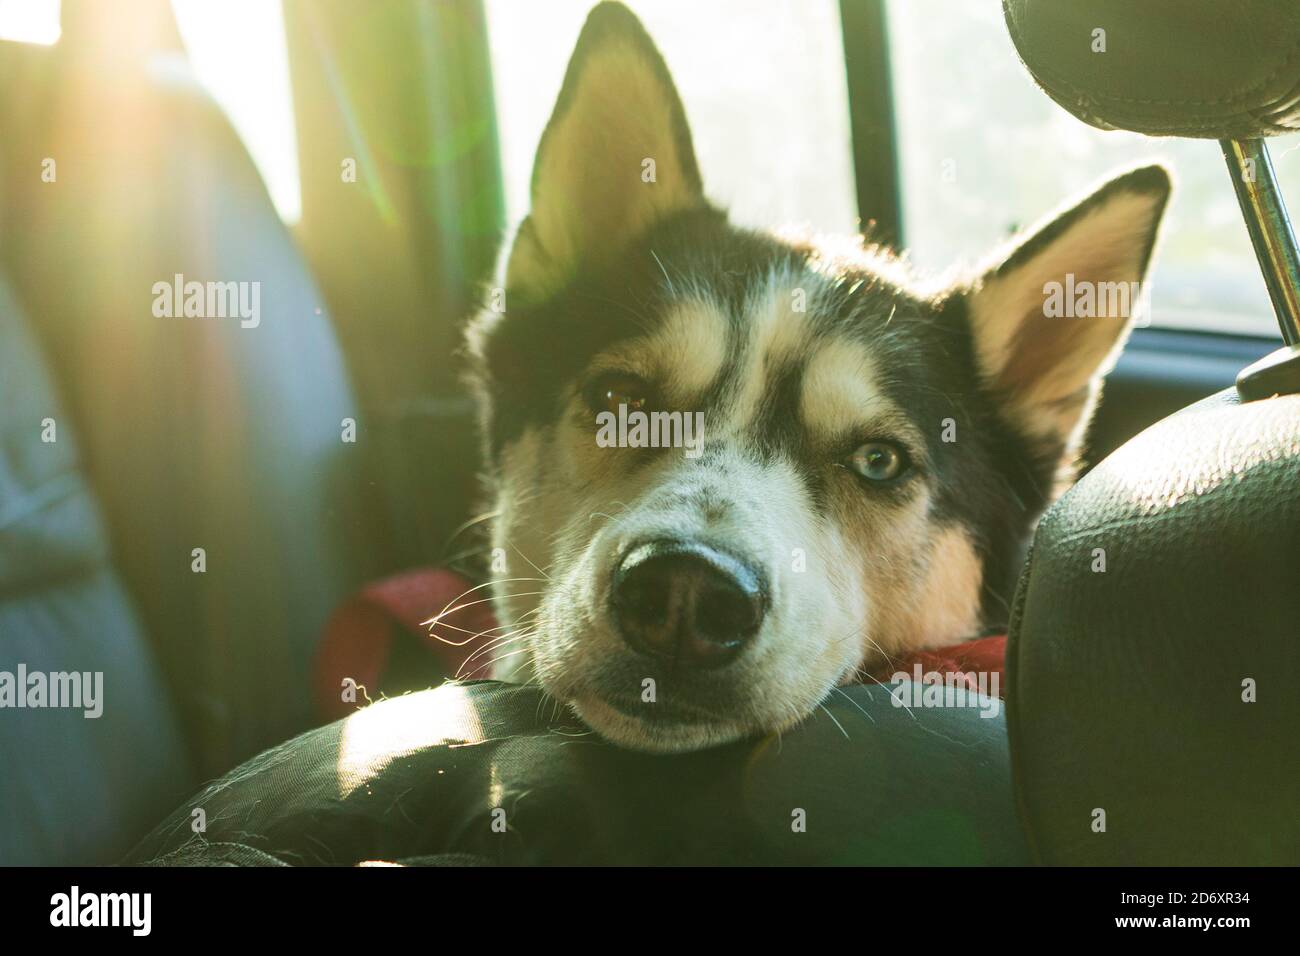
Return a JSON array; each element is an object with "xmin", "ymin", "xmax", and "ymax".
[{"xmin": 467, "ymin": 1, "xmax": 1169, "ymax": 752}]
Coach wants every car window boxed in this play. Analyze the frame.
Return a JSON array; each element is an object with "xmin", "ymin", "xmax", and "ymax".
[
  {"xmin": 0, "ymin": 0, "xmax": 60, "ymax": 44},
  {"xmin": 486, "ymin": 0, "xmax": 858, "ymax": 238},
  {"xmin": 9, "ymin": 0, "xmax": 1290, "ymax": 341},
  {"xmin": 172, "ymin": 0, "xmax": 300, "ymax": 223},
  {"xmin": 0, "ymin": 0, "xmax": 301, "ymax": 222},
  {"xmin": 887, "ymin": 0, "xmax": 1293, "ymax": 338}
]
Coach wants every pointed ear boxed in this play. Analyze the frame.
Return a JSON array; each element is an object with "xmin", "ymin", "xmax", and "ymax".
[
  {"xmin": 966, "ymin": 165, "xmax": 1171, "ymax": 453},
  {"xmin": 506, "ymin": 1, "xmax": 705, "ymax": 302}
]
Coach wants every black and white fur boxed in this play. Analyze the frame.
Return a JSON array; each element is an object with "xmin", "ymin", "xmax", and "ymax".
[{"xmin": 467, "ymin": 2, "xmax": 1169, "ymax": 752}]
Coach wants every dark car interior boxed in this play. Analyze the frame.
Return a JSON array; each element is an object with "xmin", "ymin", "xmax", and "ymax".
[{"xmin": 1, "ymin": 0, "xmax": 1297, "ymax": 881}]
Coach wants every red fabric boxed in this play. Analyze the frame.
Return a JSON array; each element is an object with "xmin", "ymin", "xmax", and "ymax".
[
  {"xmin": 869, "ymin": 634, "xmax": 1008, "ymax": 691},
  {"xmin": 315, "ymin": 568, "xmax": 502, "ymax": 721},
  {"xmin": 315, "ymin": 568, "xmax": 1007, "ymax": 721}
]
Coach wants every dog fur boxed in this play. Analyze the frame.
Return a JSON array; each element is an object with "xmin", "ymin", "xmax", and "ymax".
[{"xmin": 466, "ymin": 1, "xmax": 1170, "ymax": 752}]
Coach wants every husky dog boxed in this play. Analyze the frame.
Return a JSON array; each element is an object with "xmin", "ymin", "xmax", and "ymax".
[{"xmin": 467, "ymin": 2, "xmax": 1169, "ymax": 752}]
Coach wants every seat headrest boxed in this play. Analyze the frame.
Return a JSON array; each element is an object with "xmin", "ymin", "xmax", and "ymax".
[
  {"xmin": 1008, "ymin": 388, "xmax": 1300, "ymax": 864},
  {"xmin": 1003, "ymin": 0, "xmax": 1300, "ymax": 138}
]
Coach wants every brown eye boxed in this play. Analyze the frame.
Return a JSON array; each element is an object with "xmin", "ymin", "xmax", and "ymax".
[{"xmin": 587, "ymin": 373, "xmax": 651, "ymax": 414}]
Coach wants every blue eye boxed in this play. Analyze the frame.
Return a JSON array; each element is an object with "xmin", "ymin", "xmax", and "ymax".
[{"xmin": 848, "ymin": 442, "xmax": 908, "ymax": 482}]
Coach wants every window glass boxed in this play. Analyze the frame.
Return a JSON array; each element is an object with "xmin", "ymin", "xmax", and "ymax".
[
  {"xmin": 486, "ymin": 0, "xmax": 858, "ymax": 238},
  {"xmin": 0, "ymin": 1, "xmax": 299, "ymax": 221},
  {"xmin": 887, "ymin": 0, "xmax": 1293, "ymax": 337},
  {"xmin": 172, "ymin": 0, "xmax": 300, "ymax": 223},
  {"xmin": 0, "ymin": 0, "xmax": 59, "ymax": 44}
]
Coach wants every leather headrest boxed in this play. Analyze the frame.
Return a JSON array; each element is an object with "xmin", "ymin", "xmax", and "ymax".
[
  {"xmin": 1003, "ymin": 0, "xmax": 1300, "ymax": 138},
  {"xmin": 1008, "ymin": 389, "xmax": 1300, "ymax": 864}
]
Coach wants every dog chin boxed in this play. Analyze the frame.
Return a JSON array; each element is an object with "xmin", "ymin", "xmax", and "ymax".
[{"xmin": 570, "ymin": 694, "xmax": 757, "ymax": 754}]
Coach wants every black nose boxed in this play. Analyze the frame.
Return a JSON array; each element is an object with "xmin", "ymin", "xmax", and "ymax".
[{"xmin": 611, "ymin": 540, "xmax": 767, "ymax": 669}]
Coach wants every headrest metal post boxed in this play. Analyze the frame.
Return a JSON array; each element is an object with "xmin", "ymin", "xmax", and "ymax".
[{"xmin": 1221, "ymin": 138, "xmax": 1300, "ymax": 346}]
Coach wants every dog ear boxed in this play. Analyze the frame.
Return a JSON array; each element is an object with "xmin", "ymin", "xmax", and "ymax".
[
  {"xmin": 505, "ymin": 1, "xmax": 705, "ymax": 302},
  {"xmin": 965, "ymin": 165, "xmax": 1171, "ymax": 454}
]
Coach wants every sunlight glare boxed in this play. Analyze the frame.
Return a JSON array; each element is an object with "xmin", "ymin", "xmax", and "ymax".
[
  {"xmin": 335, "ymin": 686, "xmax": 484, "ymax": 798},
  {"xmin": 171, "ymin": 0, "xmax": 301, "ymax": 222},
  {"xmin": 0, "ymin": 0, "xmax": 61, "ymax": 45}
]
